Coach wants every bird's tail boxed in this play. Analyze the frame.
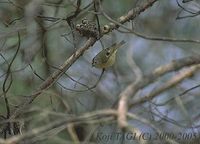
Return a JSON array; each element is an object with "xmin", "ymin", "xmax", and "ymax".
[
  {"xmin": 118, "ymin": 40, "xmax": 126, "ymax": 46},
  {"xmin": 114, "ymin": 40, "xmax": 126, "ymax": 50}
]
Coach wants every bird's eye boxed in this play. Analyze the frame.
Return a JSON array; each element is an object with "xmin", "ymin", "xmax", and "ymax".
[
  {"xmin": 106, "ymin": 50, "xmax": 110, "ymax": 57},
  {"xmin": 92, "ymin": 60, "xmax": 97, "ymax": 64}
]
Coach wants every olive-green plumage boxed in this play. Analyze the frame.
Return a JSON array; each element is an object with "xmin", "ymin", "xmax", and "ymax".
[{"xmin": 92, "ymin": 40, "xmax": 125, "ymax": 68}]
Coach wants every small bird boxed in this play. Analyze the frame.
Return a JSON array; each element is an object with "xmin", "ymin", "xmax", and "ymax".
[{"xmin": 92, "ymin": 40, "xmax": 125, "ymax": 69}]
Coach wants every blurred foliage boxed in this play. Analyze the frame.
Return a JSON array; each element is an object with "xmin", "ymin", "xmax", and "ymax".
[{"xmin": 0, "ymin": 0, "xmax": 200, "ymax": 143}]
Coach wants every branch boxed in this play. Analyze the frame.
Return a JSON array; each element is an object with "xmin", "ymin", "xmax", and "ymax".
[
  {"xmin": 4, "ymin": 109, "xmax": 117, "ymax": 144},
  {"xmin": 10, "ymin": 0, "xmax": 159, "ymax": 120},
  {"xmin": 131, "ymin": 64, "xmax": 200, "ymax": 107},
  {"xmin": 117, "ymin": 55, "xmax": 200, "ymax": 128}
]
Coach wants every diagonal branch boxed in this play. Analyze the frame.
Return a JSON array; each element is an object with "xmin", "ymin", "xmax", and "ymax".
[
  {"xmin": 131, "ymin": 64, "xmax": 200, "ymax": 107},
  {"xmin": 10, "ymin": 0, "xmax": 159, "ymax": 122},
  {"xmin": 117, "ymin": 54, "xmax": 200, "ymax": 128}
]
